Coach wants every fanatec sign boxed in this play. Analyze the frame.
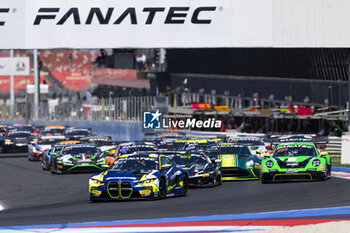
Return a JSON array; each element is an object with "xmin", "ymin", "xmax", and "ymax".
[
  {"xmin": 4, "ymin": 0, "xmax": 350, "ymax": 49},
  {"xmin": 32, "ymin": 7, "xmax": 217, "ymax": 25},
  {"xmin": 0, "ymin": 0, "xmax": 271, "ymax": 49}
]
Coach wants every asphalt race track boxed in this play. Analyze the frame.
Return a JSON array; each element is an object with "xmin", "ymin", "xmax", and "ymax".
[{"xmin": 1, "ymin": 153, "xmax": 350, "ymax": 227}]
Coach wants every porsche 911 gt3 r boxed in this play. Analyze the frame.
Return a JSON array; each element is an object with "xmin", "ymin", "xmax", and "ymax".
[
  {"xmin": 261, "ymin": 142, "xmax": 331, "ymax": 183},
  {"xmin": 89, "ymin": 153, "xmax": 188, "ymax": 201}
]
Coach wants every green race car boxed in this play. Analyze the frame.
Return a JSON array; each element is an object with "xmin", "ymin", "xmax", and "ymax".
[
  {"xmin": 261, "ymin": 142, "xmax": 331, "ymax": 183},
  {"xmin": 206, "ymin": 143, "xmax": 260, "ymax": 181}
]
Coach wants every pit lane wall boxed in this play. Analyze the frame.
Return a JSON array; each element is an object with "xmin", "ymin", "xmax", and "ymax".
[{"xmin": 0, "ymin": 120, "xmax": 143, "ymax": 141}]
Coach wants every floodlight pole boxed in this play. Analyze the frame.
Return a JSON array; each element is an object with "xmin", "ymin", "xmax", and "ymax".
[
  {"xmin": 33, "ymin": 49, "xmax": 39, "ymax": 120},
  {"xmin": 10, "ymin": 50, "xmax": 14, "ymax": 118}
]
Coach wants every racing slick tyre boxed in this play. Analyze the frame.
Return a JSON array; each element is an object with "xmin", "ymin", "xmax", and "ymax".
[
  {"xmin": 215, "ymin": 175, "xmax": 222, "ymax": 186},
  {"xmin": 41, "ymin": 160, "xmax": 48, "ymax": 171},
  {"xmin": 261, "ymin": 176, "xmax": 270, "ymax": 184},
  {"xmin": 89, "ymin": 194, "xmax": 101, "ymax": 203},
  {"xmin": 158, "ymin": 178, "xmax": 167, "ymax": 199},
  {"xmin": 182, "ymin": 175, "xmax": 189, "ymax": 196},
  {"xmin": 50, "ymin": 158, "xmax": 58, "ymax": 174},
  {"xmin": 327, "ymin": 163, "xmax": 332, "ymax": 178}
]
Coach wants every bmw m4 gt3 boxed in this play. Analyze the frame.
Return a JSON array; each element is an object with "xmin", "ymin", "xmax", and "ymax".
[{"xmin": 89, "ymin": 153, "xmax": 188, "ymax": 201}]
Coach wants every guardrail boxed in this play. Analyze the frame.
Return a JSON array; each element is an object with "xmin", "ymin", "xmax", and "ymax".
[{"xmin": 327, "ymin": 136, "xmax": 342, "ymax": 157}]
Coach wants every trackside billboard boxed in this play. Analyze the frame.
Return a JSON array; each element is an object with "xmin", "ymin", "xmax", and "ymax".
[
  {"xmin": 2, "ymin": 0, "xmax": 350, "ymax": 48},
  {"xmin": 0, "ymin": 0, "xmax": 272, "ymax": 49}
]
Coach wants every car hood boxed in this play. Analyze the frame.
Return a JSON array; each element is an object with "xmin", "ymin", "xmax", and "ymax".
[
  {"xmin": 103, "ymin": 170, "xmax": 155, "ymax": 181},
  {"xmin": 274, "ymin": 156, "xmax": 314, "ymax": 168}
]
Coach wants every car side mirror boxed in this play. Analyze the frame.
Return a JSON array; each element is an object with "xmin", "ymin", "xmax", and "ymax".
[
  {"xmin": 256, "ymin": 150, "xmax": 262, "ymax": 154},
  {"xmin": 213, "ymin": 159, "xmax": 222, "ymax": 165},
  {"xmin": 264, "ymin": 153, "xmax": 270, "ymax": 158}
]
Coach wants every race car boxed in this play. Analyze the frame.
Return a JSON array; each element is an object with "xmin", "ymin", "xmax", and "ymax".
[
  {"xmin": 13, "ymin": 124, "xmax": 35, "ymax": 133},
  {"xmin": 228, "ymin": 137, "xmax": 266, "ymax": 160},
  {"xmin": 89, "ymin": 152, "xmax": 189, "ymax": 201},
  {"xmin": 0, "ymin": 131, "xmax": 33, "ymax": 153},
  {"xmin": 264, "ymin": 135, "xmax": 329, "ymax": 158},
  {"xmin": 40, "ymin": 125, "xmax": 67, "ymax": 136},
  {"xmin": 106, "ymin": 142, "xmax": 158, "ymax": 165},
  {"xmin": 183, "ymin": 138, "xmax": 222, "ymax": 151},
  {"xmin": 41, "ymin": 140, "xmax": 81, "ymax": 170},
  {"xmin": 64, "ymin": 128, "xmax": 92, "ymax": 140},
  {"xmin": 50, "ymin": 144, "xmax": 106, "ymax": 174},
  {"xmin": 0, "ymin": 125, "xmax": 8, "ymax": 137},
  {"xmin": 144, "ymin": 131, "xmax": 186, "ymax": 142},
  {"xmin": 80, "ymin": 136, "xmax": 114, "ymax": 151},
  {"xmin": 170, "ymin": 152, "xmax": 222, "ymax": 187},
  {"xmin": 260, "ymin": 142, "xmax": 331, "ymax": 183},
  {"xmin": 206, "ymin": 143, "xmax": 260, "ymax": 181},
  {"xmin": 28, "ymin": 135, "xmax": 66, "ymax": 161}
]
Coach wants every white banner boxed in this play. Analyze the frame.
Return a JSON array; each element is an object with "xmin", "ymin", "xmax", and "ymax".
[
  {"xmin": 0, "ymin": 57, "xmax": 30, "ymax": 75},
  {"xmin": 0, "ymin": 0, "xmax": 272, "ymax": 49},
  {"xmin": 2, "ymin": 0, "xmax": 350, "ymax": 48}
]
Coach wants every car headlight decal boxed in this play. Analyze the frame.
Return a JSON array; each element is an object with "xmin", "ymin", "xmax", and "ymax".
[
  {"xmin": 266, "ymin": 160, "xmax": 274, "ymax": 168},
  {"xmin": 312, "ymin": 159, "xmax": 321, "ymax": 167}
]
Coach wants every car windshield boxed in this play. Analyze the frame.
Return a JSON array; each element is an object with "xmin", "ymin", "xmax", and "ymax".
[
  {"xmin": 118, "ymin": 145, "xmax": 157, "ymax": 155},
  {"xmin": 234, "ymin": 140, "xmax": 265, "ymax": 146},
  {"xmin": 207, "ymin": 145, "xmax": 251, "ymax": 157},
  {"xmin": 15, "ymin": 126, "xmax": 33, "ymax": 132},
  {"xmin": 158, "ymin": 141, "xmax": 186, "ymax": 150},
  {"xmin": 43, "ymin": 129, "xmax": 65, "ymax": 134},
  {"xmin": 65, "ymin": 130, "xmax": 90, "ymax": 136},
  {"xmin": 184, "ymin": 143, "xmax": 211, "ymax": 151},
  {"xmin": 172, "ymin": 154, "xmax": 207, "ymax": 167},
  {"xmin": 274, "ymin": 145, "xmax": 317, "ymax": 157},
  {"xmin": 62, "ymin": 146, "xmax": 98, "ymax": 155},
  {"xmin": 111, "ymin": 157, "xmax": 158, "ymax": 172},
  {"xmin": 88, "ymin": 139, "xmax": 108, "ymax": 146},
  {"xmin": 7, "ymin": 132, "xmax": 31, "ymax": 138},
  {"xmin": 38, "ymin": 138, "xmax": 64, "ymax": 145}
]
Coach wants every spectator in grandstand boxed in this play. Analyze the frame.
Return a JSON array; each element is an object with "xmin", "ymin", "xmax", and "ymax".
[
  {"xmin": 136, "ymin": 53, "xmax": 146, "ymax": 71},
  {"xmin": 95, "ymin": 49, "xmax": 107, "ymax": 68}
]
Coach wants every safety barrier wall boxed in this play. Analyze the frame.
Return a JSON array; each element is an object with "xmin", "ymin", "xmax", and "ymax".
[{"xmin": 0, "ymin": 120, "xmax": 144, "ymax": 141}]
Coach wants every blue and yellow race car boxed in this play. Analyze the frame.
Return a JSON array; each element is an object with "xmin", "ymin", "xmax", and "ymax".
[{"xmin": 89, "ymin": 152, "xmax": 189, "ymax": 201}]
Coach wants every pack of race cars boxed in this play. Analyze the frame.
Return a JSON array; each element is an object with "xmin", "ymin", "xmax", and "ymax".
[{"xmin": 0, "ymin": 124, "xmax": 332, "ymax": 202}]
